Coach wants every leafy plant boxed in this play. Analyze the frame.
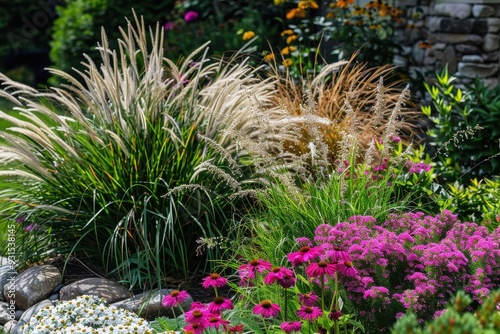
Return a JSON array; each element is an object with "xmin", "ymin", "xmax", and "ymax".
[
  {"xmin": 50, "ymin": 0, "xmax": 176, "ymax": 76},
  {"xmin": 422, "ymin": 66, "xmax": 500, "ymax": 183},
  {"xmin": 391, "ymin": 289, "xmax": 500, "ymax": 334}
]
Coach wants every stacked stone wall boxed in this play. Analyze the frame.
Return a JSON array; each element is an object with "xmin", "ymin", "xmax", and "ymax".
[{"xmin": 395, "ymin": 1, "xmax": 500, "ymax": 88}]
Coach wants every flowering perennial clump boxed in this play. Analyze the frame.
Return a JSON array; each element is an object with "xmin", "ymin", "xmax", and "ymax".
[
  {"xmin": 314, "ymin": 211, "xmax": 500, "ymax": 331},
  {"xmin": 23, "ymin": 295, "xmax": 153, "ymax": 334}
]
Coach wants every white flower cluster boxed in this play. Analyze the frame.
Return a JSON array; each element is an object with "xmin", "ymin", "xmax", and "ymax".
[{"xmin": 22, "ymin": 295, "xmax": 153, "ymax": 334}]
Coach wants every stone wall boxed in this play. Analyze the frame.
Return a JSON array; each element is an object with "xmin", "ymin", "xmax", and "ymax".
[{"xmin": 395, "ymin": 1, "xmax": 500, "ymax": 88}]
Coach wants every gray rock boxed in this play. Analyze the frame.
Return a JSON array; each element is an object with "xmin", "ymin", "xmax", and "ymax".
[
  {"xmin": 462, "ymin": 55, "xmax": 484, "ymax": 62},
  {"xmin": 12, "ymin": 299, "xmax": 52, "ymax": 334},
  {"xmin": 483, "ymin": 51, "xmax": 499, "ymax": 61},
  {"xmin": 112, "ymin": 289, "xmax": 193, "ymax": 320},
  {"xmin": 472, "ymin": 5, "xmax": 495, "ymax": 18},
  {"xmin": 434, "ymin": 4, "xmax": 471, "ymax": 20},
  {"xmin": 48, "ymin": 293, "xmax": 59, "ymax": 301},
  {"xmin": 434, "ymin": 33, "xmax": 484, "ymax": 45},
  {"xmin": 443, "ymin": 45, "xmax": 458, "ymax": 73},
  {"xmin": 483, "ymin": 34, "xmax": 500, "ymax": 52},
  {"xmin": 0, "ymin": 301, "xmax": 15, "ymax": 325},
  {"xmin": 0, "ymin": 266, "xmax": 17, "ymax": 302},
  {"xmin": 3, "ymin": 265, "xmax": 61, "ymax": 311},
  {"xmin": 487, "ymin": 18, "xmax": 500, "ymax": 33},
  {"xmin": 439, "ymin": 18, "xmax": 473, "ymax": 34},
  {"xmin": 14, "ymin": 310, "xmax": 23, "ymax": 321},
  {"xmin": 455, "ymin": 43, "xmax": 482, "ymax": 54},
  {"xmin": 472, "ymin": 19, "xmax": 488, "ymax": 35},
  {"xmin": 3, "ymin": 319, "xmax": 17, "ymax": 333},
  {"xmin": 59, "ymin": 278, "xmax": 131, "ymax": 304},
  {"xmin": 458, "ymin": 62, "xmax": 499, "ymax": 78}
]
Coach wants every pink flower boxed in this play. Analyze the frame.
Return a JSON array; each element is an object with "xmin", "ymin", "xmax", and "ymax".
[
  {"xmin": 164, "ymin": 21, "xmax": 175, "ymax": 30},
  {"xmin": 185, "ymin": 306, "xmax": 211, "ymax": 325},
  {"xmin": 280, "ymin": 321, "xmax": 302, "ymax": 333},
  {"xmin": 287, "ymin": 245, "xmax": 324, "ymax": 266},
  {"xmin": 228, "ymin": 324, "xmax": 244, "ymax": 333},
  {"xmin": 184, "ymin": 322, "xmax": 205, "ymax": 334},
  {"xmin": 305, "ymin": 261, "xmax": 337, "ymax": 278},
  {"xmin": 162, "ymin": 289, "xmax": 190, "ymax": 307},
  {"xmin": 298, "ymin": 291, "xmax": 319, "ymax": 306},
  {"xmin": 202, "ymin": 273, "xmax": 227, "ymax": 289},
  {"xmin": 326, "ymin": 246, "xmax": 351, "ymax": 263},
  {"xmin": 253, "ymin": 300, "xmax": 281, "ymax": 318},
  {"xmin": 206, "ymin": 315, "xmax": 231, "ymax": 330},
  {"xmin": 207, "ymin": 296, "xmax": 234, "ymax": 313},
  {"xmin": 238, "ymin": 259, "xmax": 272, "ymax": 280},
  {"xmin": 184, "ymin": 10, "xmax": 199, "ymax": 22},
  {"xmin": 264, "ymin": 266, "xmax": 296, "ymax": 288},
  {"xmin": 296, "ymin": 305, "xmax": 322, "ymax": 322},
  {"xmin": 338, "ymin": 261, "xmax": 357, "ymax": 277}
]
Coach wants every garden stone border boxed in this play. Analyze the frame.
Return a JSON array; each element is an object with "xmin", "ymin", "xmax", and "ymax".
[{"xmin": 0, "ymin": 265, "xmax": 192, "ymax": 333}]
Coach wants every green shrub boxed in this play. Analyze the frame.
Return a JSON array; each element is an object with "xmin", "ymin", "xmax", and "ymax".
[
  {"xmin": 50, "ymin": 1, "xmax": 175, "ymax": 76},
  {"xmin": 445, "ymin": 178, "xmax": 500, "ymax": 231},
  {"xmin": 422, "ymin": 67, "xmax": 500, "ymax": 183},
  {"xmin": 391, "ymin": 289, "xmax": 500, "ymax": 334}
]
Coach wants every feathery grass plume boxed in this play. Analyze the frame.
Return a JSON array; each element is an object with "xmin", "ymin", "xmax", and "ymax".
[
  {"xmin": 0, "ymin": 13, "xmax": 298, "ymax": 288},
  {"xmin": 269, "ymin": 56, "xmax": 419, "ymax": 171}
]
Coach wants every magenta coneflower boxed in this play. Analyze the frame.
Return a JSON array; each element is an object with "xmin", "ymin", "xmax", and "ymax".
[
  {"xmin": 238, "ymin": 259, "xmax": 272, "ymax": 280},
  {"xmin": 280, "ymin": 321, "xmax": 302, "ymax": 333},
  {"xmin": 207, "ymin": 296, "xmax": 234, "ymax": 313},
  {"xmin": 206, "ymin": 315, "xmax": 231, "ymax": 330},
  {"xmin": 298, "ymin": 291, "xmax": 319, "ymax": 306},
  {"xmin": 326, "ymin": 246, "xmax": 352, "ymax": 263},
  {"xmin": 296, "ymin": 305, "xmax": 323, "ymax": 322},
  {"xmin": 287, "ymin": 245, "xmax": 324, "ymax": 266},
  {"xmin": 253, "ymin": 300, "xmax": 281, "ymax": 318},
  {"xmin": 264, "ymin": 266, "xmax": 296, "ymax": 288},
  {"xmin": 183, "ymin": 322, "xmax": 205, "ymax": 334},
  {"xmin": 338, "ymin": 261, "xmax": 357, "ymax": 277},
  {"xmin": 162, "ymin": 289, "xmax": 190, "ymax": 307},
  {"xmin": 184, "ymin": 306, "xmax": 211, "ymax": 325},
  {"xmin": 305, "ymin": 261, "xmax": 337, "ymax": 278},
  {"xmin": 228, "ymin": 324, "xmax": 244, "ymax": 333},
  {"xmin": 202, "ymin": 273, "xmax": 228, "ymax": 289}
]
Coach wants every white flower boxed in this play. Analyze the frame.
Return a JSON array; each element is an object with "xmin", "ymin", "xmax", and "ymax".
[{"xmin": 22, "ymin": 295, "xmax": 153, "ymax": 334}]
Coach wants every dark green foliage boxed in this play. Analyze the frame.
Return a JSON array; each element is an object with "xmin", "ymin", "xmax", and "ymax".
[
  {"xmin": 391, "ymin": 290, "xmax": 500, "ymax": 334},
  {"xmin": 50, "ymin": 0, "xmax": 176, "ymax": 75},
  {"xmin": 422, "ymin": 67, "xmax": 500, "ymax": 183}
]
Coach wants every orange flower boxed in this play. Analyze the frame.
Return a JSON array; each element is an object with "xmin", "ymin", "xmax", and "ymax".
[
  {"xmin": 242, "ymin": 31, "xmax": 256, "ymax": 41},
  {"xmin": 286, "ymin": 34, "xmax": 298, "ymax": 44},
  {"xmin": 286, "ymin": 8, "xmax": 307, "ymax": 19},
  {"xmin": 283, "ymin": 58, "xmax": 293, "ymax": 67},
  {"xmin": 281, "ymin": 29, "xmax": 294, "ymax": 36},
  {"xmin": 281, "ymin": 46, "xmax": 297, "ymax": 55},
  {"xmin": 379, "ymin": 3, "xmax": 389, "ymax": 16},
  {"xmin": 263, "ymin": 52, "xmax": 275, "ymax": 61},
  {"xmin": 336, "ymin": 0, "xmax": 354, "ymax": 9},
  {"xmin": 298, "ymin": 0, "xmax": 319, "ymax": 9}
]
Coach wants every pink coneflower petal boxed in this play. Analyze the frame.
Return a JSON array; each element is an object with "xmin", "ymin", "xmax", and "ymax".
[
  {"xmin": 202, "ymin": 273, "xmax": 228, "ymax": 289},
  {"xmin": 338, "ymin": 261, "xmax": 357, "ymax": 277},
  {"xmin": 296, "ymin": 305, "xmax": 322, "ymax": 322},
  {"xmin": 162, "ymin": 289, "xmax": 190, "ymax": 308},
  {"xmin": 253, "ymin": 300, "xmax": 281, "ymax": 318},
  {"xmin": 207, "ymin": 296, "xmax": 234, "ymax": 313},
  {"xmin": 206, "ymin": 315, "xmax": 231, "ymax": 330},
  {"xmin": 305, "ymin": 261, "xmax": 337, "ymax": 278},
  {"xmin": 298, "ymin": 291, "xmax": 319, "ymax": 306},
  {"xmin": 264, "ymin": 266, "xmax": 296, "ymax": 288},
  {"xmin": 238, "ymin": 259, "xmax": 272, "ymax": 280},
  {"xmin": 185, "ymin": 307, "xmax": 211, "ymax": 325},
  {"xmin": 280, "ymin": 321, "xmax": 302, "ymax": 333},
  {"xmin": 287, "ymin": 245, "xmax": 324, "ymax": 266}
]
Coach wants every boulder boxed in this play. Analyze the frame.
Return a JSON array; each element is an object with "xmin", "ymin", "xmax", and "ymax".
[
  {"xmin": 59, "ymin": 277, "xmax": 131, "ymax": 304},
  {"xmin": 3, "ymin": 265, "xmax": 61, "ymax": 311},
  {"xmin": 112, "ymin": 288, "xmax": 194, "ymax": 320}
]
